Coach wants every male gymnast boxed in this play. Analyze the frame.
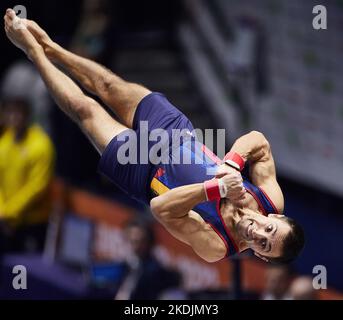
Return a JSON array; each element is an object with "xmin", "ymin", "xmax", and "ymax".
[{"xmin": 4, "ymin": 9, "xmax": 304, "ymax": 264}]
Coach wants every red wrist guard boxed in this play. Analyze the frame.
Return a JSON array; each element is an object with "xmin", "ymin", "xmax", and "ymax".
[
  {"xmin": 223, "ymin": 151, "xmax": 245, "ymax": 171},
  {"xmin": 204, "ymin": 179, "xmax": 221, "ymax": 201}
]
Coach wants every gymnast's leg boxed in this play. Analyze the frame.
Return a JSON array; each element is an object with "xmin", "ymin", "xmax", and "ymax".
[
  {"xmin": 26, "ymin": 19, "xmax": 151, "ymax": 129},
  {"xmin": 5, "ymin": 9, "xmax": 127, "ymax": 154}
]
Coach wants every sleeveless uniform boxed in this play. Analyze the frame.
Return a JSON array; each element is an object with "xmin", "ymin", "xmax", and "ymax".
[{"xmin": 98, "ymin": 93, "xmax": 278, "ymax": 257}]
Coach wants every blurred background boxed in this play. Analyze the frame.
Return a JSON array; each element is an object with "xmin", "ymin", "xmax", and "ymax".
[{"xmin": 0, "ymin": 0, "xmax": 342, "ymax": 300}]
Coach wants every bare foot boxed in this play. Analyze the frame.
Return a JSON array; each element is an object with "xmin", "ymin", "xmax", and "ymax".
[
  {"xmin": 25, "ymin": 19, "xmax": 59, "ymax": 60},
  {"xmin": 4, "ymin": 9, "xmax": 41, "ymax": 57},
  {"xmin": 26, "ymin": 19, "xmax": 53, "ymax": 49}
]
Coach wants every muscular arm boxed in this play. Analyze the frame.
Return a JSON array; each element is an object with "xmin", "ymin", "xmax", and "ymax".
[
  {"xmin": 230, "ymin": 131, "xmax": 284, "ymax": 212},
  {"xmin": 151, "ymin": 183, "xmax": 206, "ymax": 220},
  {"xmin": 150, "ymin": 183, "xmax": 227, "ymax": 263},
  {"xmin": 230, "ymin": 130, "xmax": 270, "ymax": 163}
]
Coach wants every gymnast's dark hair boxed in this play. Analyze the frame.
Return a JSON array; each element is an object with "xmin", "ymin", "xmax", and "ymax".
[{"xmin": 264, "ymin": 216, "xmax": 305, "ymax": 265}]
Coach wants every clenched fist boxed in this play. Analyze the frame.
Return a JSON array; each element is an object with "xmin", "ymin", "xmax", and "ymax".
[{"xmin": 215, "ymin": 164, "xmax": 246, "ymax": 201}]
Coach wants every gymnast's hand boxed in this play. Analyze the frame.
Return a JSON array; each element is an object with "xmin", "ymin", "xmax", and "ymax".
[{"xmin": 215, "ymin": 164, "xmax": 246, "ymax": 202}]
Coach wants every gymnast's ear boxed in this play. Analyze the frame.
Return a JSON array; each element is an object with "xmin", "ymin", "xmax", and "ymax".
[{"xmin": 254, "ymin": 251, "xmax": 269, "ymax": 263}]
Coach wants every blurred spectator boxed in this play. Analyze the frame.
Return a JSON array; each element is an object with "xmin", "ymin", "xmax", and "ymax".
[
  {"xmin": 289, "ymin": 276, "xmax": 317, "ymax": 300},
  {"xmin": 1, "ymin": 60, "xmax": 52, "ymax": 135},
  {"xmin": 261, "ymin": 265, "xmax": 293, "ymax": 300},
  {"xmin": 115, "ymin": 218, "xmax": 182, "ymax": 300},
  {"xmin": 0, "ymin": 98, "xmax": 55, "ymax": 253}
]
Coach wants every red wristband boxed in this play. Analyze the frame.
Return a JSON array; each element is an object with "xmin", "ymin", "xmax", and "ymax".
[
  {"xmin": 223, "ymin": 151, "xmax": 245, "ymax": 171},
  {"xmin": 204, "ymin": 179, "xmax": 221, "ymax": 201}
]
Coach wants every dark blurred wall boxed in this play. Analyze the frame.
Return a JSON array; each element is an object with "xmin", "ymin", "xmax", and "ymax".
[{"xmin": 111, "ymin": 0, "xmax": 182, "ymax": 31}]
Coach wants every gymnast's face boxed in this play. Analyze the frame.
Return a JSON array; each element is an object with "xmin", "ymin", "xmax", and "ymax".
[{"xmin": 237, "ymin": 212, "xmax": 291, "ymax": 261}]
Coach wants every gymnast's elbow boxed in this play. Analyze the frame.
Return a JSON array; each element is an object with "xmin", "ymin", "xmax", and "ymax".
[
  {"xmin": 150, "ymin": 196, "xmax": 168, "ymax": 219},
  {"xmin": 201, "ymin": 255, "xmax": 221, "ymax": 264},
  {"xmin": 196, "ymin": 249, "xmax": 225, "ymax": 263},
  {"xmin": 249, "ymin": 130, "xmax": 270, "ymax": 149},
  {"xmin": 150, "ymin": 195, "xmax": 182, "ymax": 222}
]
